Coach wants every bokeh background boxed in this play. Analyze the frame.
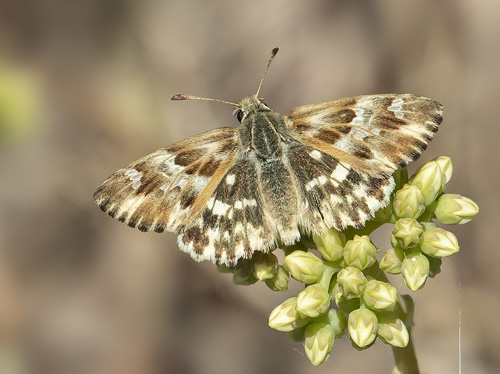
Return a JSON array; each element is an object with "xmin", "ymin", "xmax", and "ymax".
[{"xmin": 0, "ymin": 1, "xmax": 497, "ymax": 373}]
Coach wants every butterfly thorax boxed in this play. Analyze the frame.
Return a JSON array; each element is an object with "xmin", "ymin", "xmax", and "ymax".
[{"xmin": 237, "ymin": 95, "xmax": 291, "ymax": 159}]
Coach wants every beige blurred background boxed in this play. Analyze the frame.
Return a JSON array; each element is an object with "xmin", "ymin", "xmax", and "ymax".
[{"xmin": 0, "ymin": 1, "xmax": 496, "ymax": 373}]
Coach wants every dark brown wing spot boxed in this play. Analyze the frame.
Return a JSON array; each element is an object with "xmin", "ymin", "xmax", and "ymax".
[
  {"xmin": 336, "ymin": 125, "xmax": 351, "ymax": 134},
  {"xmin": 198, "ymin": 159, "xmax": 221, "ymax": 177},
  {"xmin": 294, "ymin": 121, "xmax": 312, "ymax": 131},
  {"xmin": 346, "ymin": 170, "xmax": 362, "ymax": 184},
  {"xmin": 317, "ymin": 129, "xmax": 341, "ymax": 144},
  {"xmin": 218, "ymin": 140, "xmax": 236, "ymax": 153},
  {"xmin": 184, "ymin": 161, "xmax": 201, "ymax": 175},
  {"xmin": 353, "ymin": 145, "xmax": 374, "ymax": 160},
  {"xmin": 323, "ymin": 109, "xmax": 356, "ymax": 124},
  {"xmin": 174, "ymin": 149, "xmax": 204, "ymax": 167},
  {"xmin": 183, "ymin": 226, "xmax": 209, "ymax": 251},
  {"xmin": 180, "ymin": 192, "xmax": 197, "ymax": 209}
]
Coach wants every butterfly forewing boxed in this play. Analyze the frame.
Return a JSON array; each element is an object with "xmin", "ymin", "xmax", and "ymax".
[
  {"xmin": 285, "ymin": 94, "xmax": 443, "ymax": 176},
  {"xmin": 93, "ymin": 127, "xmax": 239, "ymax": 233}
]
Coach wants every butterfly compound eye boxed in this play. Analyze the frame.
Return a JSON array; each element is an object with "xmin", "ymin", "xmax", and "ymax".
[{"xmin": 236, "ymin": 109, "xmax": 244, "ymax": 123}]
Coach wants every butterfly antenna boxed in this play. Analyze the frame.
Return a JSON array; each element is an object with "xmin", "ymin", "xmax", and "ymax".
[
  {"xmin": 171, "ymin": 94, "xmax": 239, "ymax": 107},
  {"xmin": 255, "ymin": 47, "xmax": 279, "ymax": 97}
]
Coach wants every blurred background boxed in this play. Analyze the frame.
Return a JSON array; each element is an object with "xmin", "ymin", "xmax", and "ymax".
[{"xmin": 0, "ymin": 0, "xmax": 496, "ymax": 373}]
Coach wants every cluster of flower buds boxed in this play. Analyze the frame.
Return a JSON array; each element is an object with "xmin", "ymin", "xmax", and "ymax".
[
  {"xmin": 381, "ymin": 156, "xmax": 479, "ymax": 290},
  {"xmin": 219, "ymin": 156, "xmax": 478, "ymax": 366}
]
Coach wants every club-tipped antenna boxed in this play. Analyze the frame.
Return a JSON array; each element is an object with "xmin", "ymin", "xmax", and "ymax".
[
  {"xmin": 171, "ymin": 94, "xmax": 239, "ymax": 107},
  {"xmin": 255, "ymin": 47, "xmax": 279, "ymax": 97}
]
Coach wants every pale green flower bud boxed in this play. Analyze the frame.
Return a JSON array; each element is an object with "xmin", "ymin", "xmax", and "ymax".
[
  {"xmin": 402, "ymin": 251, "xmax": 429, "ymax": 291},
  {"xmin": 343, "ymin": 235, "xmax": 377, "ymax": 270},
  {"xmin": 348, "ymin": 308, "xmax": 378, "ymax": 347},
  {"xmin": 284, "ymin": 251, "xmax": 324, "ymax": 284},
  {"xmin": 363, "ymin": 280, "xmax": 398, "ymax": 311},
  {"xmin": 410, "ymin": 161, "xmax": 443, "ymax": 205},
  {"xmin": 379, "ymin": 248, "xmax": 404, "ymax": 274},
  {"xmin": 304, "ymin": 322, "xmax": 335, "ymax": 366},
  {"xmin": 265, "ymin": 265, "xmax": 289, "ymax": 292},
  {"xmin": 393, "ymin": 184, "xmax": 426, "ymax": 219},
  {"xmin": 232, "ymin": 261, "xmax": 258, "ymax": 285},
  {"xmin": 296, "ymin": 284, "xmax": 331, "ymax": 318},
  {"xmin": 377, "ymin": 318, "xmax": 409, "ymax": 347},
  {"xmin": 420, "ymin": 228, "xmax": 459, "ymax": 257},
  {"xmin": 435, "ymin": 194, "xmax": 479, "ymax": 225},
  {"xmin": 434, "ymin": 156, "xmax": 453, "ymax": 189},
  {"xmin": 313, "ymin": 228, "xmax": 346, "ymax": 261},
  {"xmin": 252, "ymin": 253, "xmax": 278, "ymax": 281},
  {"xmin": 337, "ymin": 267, "xmax": 368, "ymax": 299},
  {"xmin": 328, "ymin": 309, "xmax": 348, "ymax": 337},
  {"xmin": 391, "ymin": 218, "xmax": 423, "ymax": 249},
  {"xmin": 268, "ymin": 297, "xmax": 309, "ymax": 332}
]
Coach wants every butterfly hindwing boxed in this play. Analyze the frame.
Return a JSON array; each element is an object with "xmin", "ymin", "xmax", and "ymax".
[
  {"xmin": 286, "ymin": 141, "xmax": 394, "ymax": 232},
  {"xmin": 178, "ymin": 156, "xmax": 276, "ymax": 265}
]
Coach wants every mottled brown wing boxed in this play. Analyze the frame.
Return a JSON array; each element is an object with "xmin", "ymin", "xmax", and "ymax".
[
  {"xmin": 177, "ymin": 156, "xmax": 277, "ymax": 265},
  {"xmin": 285, "ymin": 94, "xmax": 443, "ymax": 177},
  {"xmin": 284, "ymin": 94, "xmax": 443, "ymax": 231},
  {"xmin": 93, "ymin": 127, "xmax": 239, "ymax": 233}
]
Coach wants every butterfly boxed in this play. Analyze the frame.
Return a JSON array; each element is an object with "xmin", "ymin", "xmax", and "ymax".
[{"xmin": 94, "ymin": 48, "xmax": 443, "ymax": 266}]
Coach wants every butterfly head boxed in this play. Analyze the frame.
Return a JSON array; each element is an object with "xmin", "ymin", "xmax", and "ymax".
[{"xmin": 235, "ymin": 95, "xmax": 271, "ymax": 123}]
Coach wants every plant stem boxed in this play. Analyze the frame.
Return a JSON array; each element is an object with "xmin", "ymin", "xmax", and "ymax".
[
  {"xmin": 318, "ymin": 262, "xmax": 337, "ymax": 291},
  {"xmin": 391, "ymin": 332, "xmax": 420, "ymax": 374}
]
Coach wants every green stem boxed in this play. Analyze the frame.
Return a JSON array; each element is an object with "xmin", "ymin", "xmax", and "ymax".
[
  {"xmin": 318, "ymin": 262, "xmax": 337, "ymax": 291},
  {"xmin": 365, "ymin": 264, "xmax": 420, "ymax": 373},
  {"xmin": 418, "ymin": 199, "xmax": 439, "ymax": 222},
  {"xmin": 391, "ymin": 333, "xmax": 420, "ymax": 374}
]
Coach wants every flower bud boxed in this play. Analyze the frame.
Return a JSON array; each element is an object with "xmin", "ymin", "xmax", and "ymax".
[
  {"xmin": 328, "ymin": 309, "xmax": 348, "ymax": 337},
  {"xmin": 296, "ymin": 284, "xmax": 331, "ymax": 318},
  {"xmin": 348, "ymin": 308, "xmax": 378, "ymax": 347},
  {"xmin": 265, "ymin": 265, "xmax": 289, "ymax": 291},
  {"xmin": 435, "ymin": 194, "xmax": 479, "ymax": 225},
  {"xmin": 433, "ymin": 156, "xmax": 453, "ymax": 189},
  {"xmin": 268, "ymin": 297, "xmax": 309, "ymax": 332},
  {"xmin": 391, "ymin": 218, "xmax": 423, "ymax": 249},
  {"xmin": 304, "ymin": 322, "xmax": 335, "ymax": 366},
  {"xmin": 402, "ymin": 251, "xmax": 429, "ymax": 291},
  {"xmin": 410, "ymin": 161, "xmax": 444, "ymax": 205},
  {"xmin": 337, "ymin": 267, "xmax": 368, "ymax": 299},
  {"xmin": 284, "ymin": 251, "xmax": 324, "ymax": 284},
  {"xmin": 379, "ymin": 248, "xmax": 404, "ymax": 274},
  {"xmin": 252, "ymin": 253, "xmax": 278, "ymax": 280},
  {"xmin": 363, "ymin": 280, "xmax": 398, "ymax": 311},
  {"xmin": 343, "ymin": 235, "xmax": 377, "ymax": 270},
  {"xmin": 393, "ymin": 184, "xmax": 426, "ymax": 219},
  {"xmin": 377, "ymin": 318, "xmax": 409, "ymax": 347},
  {"xmin": 313, "ymin": 228, "xmax": 346, "ymax": 261},
  {"xmin": 420, "ymin": 228, "xmax": 459, "ymax": 257},
  {"xmin": 232, "ymin": 261, "xmax": 258, "ymax": 285}
]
